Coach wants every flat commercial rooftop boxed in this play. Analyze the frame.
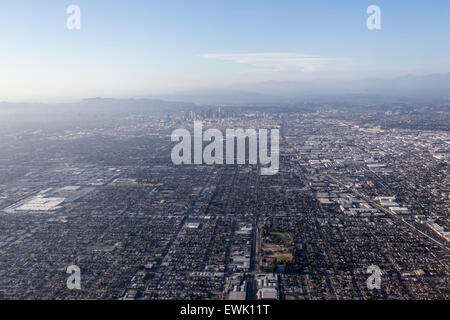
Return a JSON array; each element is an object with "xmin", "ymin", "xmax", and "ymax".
[{"xmin": 15, "ymin": 195, "xmax": 65, "ymax": 212}]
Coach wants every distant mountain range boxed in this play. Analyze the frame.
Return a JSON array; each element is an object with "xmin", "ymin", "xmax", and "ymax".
[
  {"xmin": 142, "ymin": 73, "xmax": 450, "ymax": 105},
  {"xmin": 1, "ymin": 73, "xmax": 449, "ymax": 111},
  {"xmin": 138, "ymin": 89, "xmax": 283, "ymax": 105}
]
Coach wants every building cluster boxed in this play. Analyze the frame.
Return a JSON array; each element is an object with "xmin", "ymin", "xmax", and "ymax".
[{"xmin": 0, "ymin": 107, "xmax": 448, "ymax": 299}]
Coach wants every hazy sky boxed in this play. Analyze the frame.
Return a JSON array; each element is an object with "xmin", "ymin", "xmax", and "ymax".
[{"xmin": 1, "ymin": 0, "xmax": 449, "ymax": 102}]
